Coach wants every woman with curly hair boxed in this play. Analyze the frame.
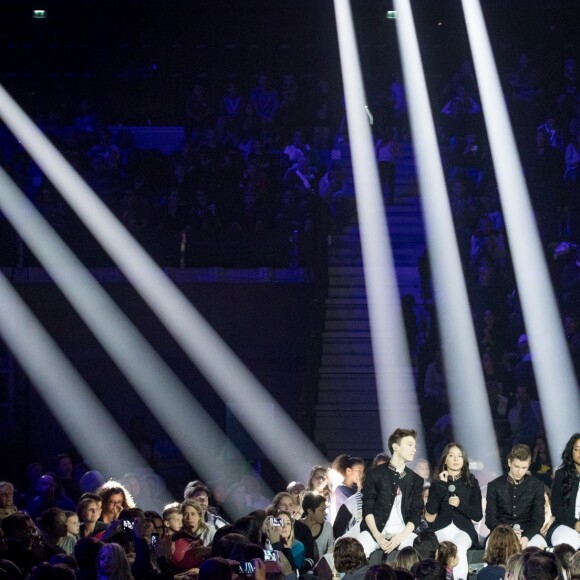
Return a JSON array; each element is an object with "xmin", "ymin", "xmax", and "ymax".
[
  {"xmin": 97, "ymin": 483, "xmax": 135, "ymax": 524},
  {"xmin": 548, "ymin": 433, "xmax": 580, "ymax": 549},
  {"xmin": 334, "ymin": 537, "xmax": 369, "ymax": 580},
  {"xmin": 478, "ymin": 525, "xmax": 520, "ymax": 580},
  {"xmin": 426, "ymin": 443, "xmax": 483, "ymax": 580}
]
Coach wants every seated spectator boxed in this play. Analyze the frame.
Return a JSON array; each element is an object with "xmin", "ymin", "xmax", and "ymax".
[
  {"xmin": 470, "ymin": 217, "xmax": 506, "ymax": 271},
  {"xmin": 62, "ymin": 511, "xmax": 79, "ymax": 555},
  {"xmin": 301, "ymin": 492, "xmax": 333, "ymax": 558},
  {"xmin": 96, "ymin": 543, "xmax": 132, "ymax": 580},
  {"xmin": 271, "ymin": 510, "xmax": 304, "ymax": 571},
  {"xmin": 181, "ymin": 500, "xmax": 215, "ymax": 546},
  {"xmin": 331, "ymin": 457, "xmax": 364, "ymax": 520},
  {"xmin": 0, "ymin": 482, "xmax": 18, "ymax": 522},
  {"xmin": 198, "ymin": 556, "xmax": 232, "ymax": 580},
  {"xmin": 279, "ymin": 74, "xmax": 300, "ymax": 135},
  {"xmin": 77, "ymin": 496, "xmax": 107, "ymax": 539},
  {"xmin": 319, "ymin": 162, "xmax": 353, "ymax": 232},
  {"xmin": 26, "ymin": 474, "xmax": 76, "ymax": 521},
  {"xmin": 87, "ymin": 128, "xmax": 120, "ymax": 172},
  {"xmin": 283, "ymin": 130, "xmax": 311, "ymax": 165},
  {"xmin": 394, "ymin": 547, "xmax": 422, "ymax": 572},
  {"xmin": 435, "ymin": 541, "xmax": 459, "ymax": 580},
  {"xmin": 306, "ymin": 466, "xmax": 332, "ymax": 503},
  {"xmin": 415, "ymin": 560, "xmax": 447, "ymax": 580},
  {"xmin": 334, "ymin": 537, "xmax": 369, "ymax": 580},
  {"xmin": 250, "ymin": 75, "xmax": 278, "ymax": 129},
  {"xmin": 75, "ymin": 537, "xmax": 104, "ymax": 580},
  {"xmin": 162, "ymin": 503, "xmax": 182, "ymax": 535},
  {"xmin": 53, "ymin": 456, "xmax": 80, "ymax": 504},
  {"xmin": 507, "ymin": 385, "xmax": 542, "ymax": 448},
  {"xmin": 283, "ymin": 155, "xmax": 318, "ymax": 198},
  {"xmin": 39, "ymin": 508, "xmax": 68, "ymax": 556},
  {"xmin": 413, "ymin": 531, "xmax": 440, "ymax": 560},
  {"xmin": 530, "ymin": 437, "xmax": 552, "ymax": 485},
  {"xmin": 0, "ymin": 512, "xmax": 45, "ymax": 573},
  {"xmin": 96, "ymin": 483, "xmax": 134, "ymax": 525},
  {"xmin": 524, "ymin": 553, "xmax": 559, "ymax": 580}
]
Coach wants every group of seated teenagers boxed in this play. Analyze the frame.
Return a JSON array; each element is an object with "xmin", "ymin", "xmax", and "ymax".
[{"xmin": 0, "ymin": 430, "xmax": 578, "ymax": 580}]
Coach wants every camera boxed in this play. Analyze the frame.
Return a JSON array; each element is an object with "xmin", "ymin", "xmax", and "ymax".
[
  {"xmin": 238, "ymin": 562, "xmax": 256, "ymax": 575},
  {"xmin": 123, "ymin": 520, "xmax": 134, "ymax": 531},
  {"xmin": 271, "ymin": 517, "xmax": 284, "ymax": 527},
  {"xmin": 264, "ymin": 549, "xmax": 276, "ymax": 561},
  {"xmin": 151, "ymin": 533, "xmax": 159, "ymax": 547}
]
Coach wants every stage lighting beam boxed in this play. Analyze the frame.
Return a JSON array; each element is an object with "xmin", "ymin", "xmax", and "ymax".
[
  {"xmin": 391, "ymin": 0, "xmax": 501, "ymax": 473},
  {"xmin": 0, "ymin": 84, "xmax": 325, "ymax": 483},
  {"xmin": 333, "ymin": 0, "xmax": 425, "ymax": 454},
  {"xmin": 461, "ymin": 0, "xmax": 580, "ymax": 457}
]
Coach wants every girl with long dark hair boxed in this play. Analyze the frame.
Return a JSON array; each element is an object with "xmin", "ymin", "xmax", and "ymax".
[
  {"xmin": 425, "ymin": 443, "xmax": 483, "ymax": 580},
  {"xmin": 548, "ymin": 433, "xmax": 580, "ymax": 549}
]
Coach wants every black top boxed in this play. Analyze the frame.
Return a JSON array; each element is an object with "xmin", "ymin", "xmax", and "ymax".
[
  {"xmin": 361, "ymin": 463, "xmax": 424, "ymax": 534},
  {"xmin": 485, "ymin": 473, "xmax": 544, "ymax": 539},
  {"xmin": 426, "ymin": 474, "xmax": 483, "ymax": 544},
  {"xmin": 550, "ymin": 467, "xmax": 580, "ymax": 529}
]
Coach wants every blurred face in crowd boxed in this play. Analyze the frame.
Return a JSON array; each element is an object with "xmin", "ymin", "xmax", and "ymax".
[
  {"xmin": 275, "ymin": 495, "xmax": 294, "ymax": 514},
  {"xmin": 66, "ymin": 514, "xmax": 80, "ymax": 536},
  {"xmin": 310, "ymin": 501, "xmax": 327, "ymax": 525},
  {"xmin": 414, "ymin": 460, "xmax": 431, "ymax": 480},
  {"xmin": 57, "ymin": 456, "xmax": 73, "ymax": 479},
  {"xmin": 182, "ymin": 504, "xmax": 201, "ymax": 533},
  {"xmin": 106, "ymin": 493, "xmax": 125, "ymax": 515},
  {"xmin": 38, "ymin": 475, "xmax": 57, "ymax": 497},
  {"xmin": 164, "ymin": 512, "xmax": 183, "ymax": 533},
  {"xmin": 191, "ymin": 490, "xmax": 209, "ymax": 514},
  {"xmin": 346, "ymin": 463, "xmax": 365, "ymax": 488},
  {"xmin": 0, "ymin": 485, "xmax": 14, "ymax": 508},
  {"xmin": 50, "ymin": 512, "xmax": 68, "ymax": 538},
  {"xmin": 83, "ymin": 501, "xmax": 102, "ymax": 523},
  {"xmin": 311, "ymin": 470, "xmax": 328, "ymax": 493}
]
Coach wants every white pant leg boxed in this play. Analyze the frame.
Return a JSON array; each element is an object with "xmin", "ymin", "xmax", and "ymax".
[
  {"xmin": 527, "ymin": 534, "xmax": 547, "ymax": 549},
  {"xmin": 356, "ymin": 530, "xmax": 417, "ymax": 558},
  {"xmin": 435, "ymin": 524, "xmax": 472, "ymax": 580},
  {"xmin": 399, "ymin": 532, "xmax": 417, "ymax": 550},
  {"xmin": 550, "ymin": 525, "xmax": 580, "ymax": 550},
  {"xmin": 357, "ymin": 530, "xmax": 380, "ymax": 558}
]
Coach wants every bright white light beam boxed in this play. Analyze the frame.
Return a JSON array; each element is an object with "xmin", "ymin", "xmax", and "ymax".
[
  {"xmin": 0, "ymin": 165, "xmax": 272, "ymax": 503},
  {"xmin": 393, "ymin": 0, "xmax": 501, "ymax": 474},
  {"xmin": 462, "ymin": 0, "xmax": 580, "ymax": 459},
  {"xmin": 333, "ymin": 0, "xmax": 425, "ymax": 455},
  {"xmin": 0, "ymin": 270, "xmax": 163, "ymax": 490},
  {"xmin": 0, "ymin": 84, "xmax": 325, "ymax": 483}
]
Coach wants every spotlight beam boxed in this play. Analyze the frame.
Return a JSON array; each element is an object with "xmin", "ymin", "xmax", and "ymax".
[
  {"xmin": 393, "ymin": 0, "xmax": 501, "ymax": 473},
  {"xmin": 333, "ymin": 0, "xmax": 425, "ymax": 454},
  {"xmin": 0, "ymin": 165, "xmax": 271, "ymax": 499},
  {"xmin": 461, "ymin": 0, "xmax": 580, "ymax": 458},
  {"xmin": 0, "ymin": 84, "xmax": 325, "ymax": 482},
  {"xmin": 0, "ymin": 271, "xmax": 160, "ymax": 486}
]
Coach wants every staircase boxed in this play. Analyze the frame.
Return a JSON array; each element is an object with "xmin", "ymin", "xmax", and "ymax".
[{"xmin": 314, "ymin": 140, "xmax": 426, "ymax": 459}]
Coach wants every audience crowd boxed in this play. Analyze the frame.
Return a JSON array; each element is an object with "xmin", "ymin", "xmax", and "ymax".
[{"xmin": 0, "ymin": 433, "xmax": 579, "ymax": 580}]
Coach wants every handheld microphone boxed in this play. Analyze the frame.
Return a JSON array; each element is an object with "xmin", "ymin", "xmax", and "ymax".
[
  {"xmin": 513, "ymin": 524, "xmax": 520, "ymax": 532},
  {"xmin": 448, "ymin": 484, "xmax": 456, "ymax": 496}
]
